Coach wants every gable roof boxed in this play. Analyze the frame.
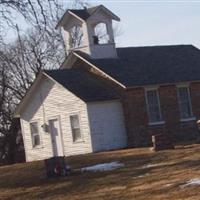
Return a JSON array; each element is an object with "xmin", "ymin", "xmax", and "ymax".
[
  {"xmin": 14, "ymin": 68, "xmax": 119, "ymax": 117},
  {"xmin": 68, "ymin": 6, "xmax": 100, "ymax": 21},
  {"xmin": 69, "ymin": 5, "xmax": 120, "ymax": 21},
  {"xmin": 56, "ymin": 5, "xmax": 120, "ymax": 28},
  {"xmin": 44, "ymin": 69, "xmax": 119, "ymax": 102},
  {"xmin": 68, "ymin": 9, "xmax": 90, "ymax": 20},
  {"xmin": 76, "ymin": 45, "xmax": 200, "ymax": 87}
]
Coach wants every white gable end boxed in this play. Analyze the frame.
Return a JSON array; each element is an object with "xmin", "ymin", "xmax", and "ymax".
[{"xmin": 20, "ymin": 75, "xmax": 93, "ymax": 161}]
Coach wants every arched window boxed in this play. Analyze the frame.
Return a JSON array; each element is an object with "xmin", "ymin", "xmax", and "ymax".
[
  {"xmin": 69, "ymin": 25, "xmax": 83, "ymax": 48},
  {"xmin": 94, "ymin": 23, "xmax": 109, "ymax": 44}
]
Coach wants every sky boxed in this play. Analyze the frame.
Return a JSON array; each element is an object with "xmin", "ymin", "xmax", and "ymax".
[
  {"xmin": 6, "ymin": 0, "xmax": 200, "ymax": 49},
  {"xmin": 84, "ymin": 0, "xmax": 200, "ymax": 48}
]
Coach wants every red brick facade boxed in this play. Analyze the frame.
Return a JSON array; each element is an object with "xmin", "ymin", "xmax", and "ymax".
[
  {"xmin": 123, "ymin": 83, "xmax": 200, "ymax": 147},
  {"xmin": 122, "ymin": 88, "xmax": 149, "ymax": 147}
]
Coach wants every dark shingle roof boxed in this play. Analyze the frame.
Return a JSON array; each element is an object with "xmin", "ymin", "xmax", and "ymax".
[
  {"xmin": 79, "ymin": 45, "xmax": 200, "ymax": 87},
  {"xmin": 69, "ymin": 6, "xmax": 100, "ymax": 20},
  {"xmin": 45, "ymin": 69, "xmax": 118, "ymax": 102},
  {"xmin": 69, "ymin": 9, "xmax": 90, "ymax": 20}
]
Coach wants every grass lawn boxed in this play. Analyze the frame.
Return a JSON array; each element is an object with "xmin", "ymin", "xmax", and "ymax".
[{"xmin": 1, "ymin": 143, "xmax": 200, "ymax": 200}]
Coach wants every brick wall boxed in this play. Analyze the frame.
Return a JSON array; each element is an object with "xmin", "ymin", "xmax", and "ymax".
[
  {"xmin": 159, "ymin": 85, "xmax": 180, "ymax": 140},
  {"xmin": 122, "ymin": 88, "xmax": 149, "ymax": 147},
  {"xmin": 190, "ymin": 82, "xmax": 200, "ymax": 119},
  {"xmin": 123, "ymin": 83, "xmax": 200, "ymax": 147}
]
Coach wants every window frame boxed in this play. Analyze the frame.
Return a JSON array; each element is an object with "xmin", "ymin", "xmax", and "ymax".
[
  {"xmin": 94, "ymin": 22, "xmax": 110, "ymax": 45},
  {"xmin": 69, "ymin": 113, "xmax": 83, "ymax": 143},
  {"xmin": 177, "ymin": 84, "xmax": 195, "ymax": 121},
  {"xmin": 29, "ymin": 120, "xmax": 41, "ymax": 148},
  {"xmin": 145, "ymin": 87, "xmax": 164, "ymax": 125}
]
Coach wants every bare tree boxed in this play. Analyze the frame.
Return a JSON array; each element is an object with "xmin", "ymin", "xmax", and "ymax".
[
  {"xmin": 68, "ymin": 0, "xmax": 91, "ymax": 9},
  {"xmin": 0, "ymin": 0, "xmax": 91, "ymax": 164},
  {"xmin": 0, "ymin": 0, "xmax": 123, "ymax": 165},
  {"xmin": 0, "ymin": 0, "xmax": 61, "ymax": 29}
]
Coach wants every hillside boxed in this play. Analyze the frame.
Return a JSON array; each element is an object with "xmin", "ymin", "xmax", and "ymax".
[{"xmin": 1, "ymin": 144, "xmax": 200, "ymax": 200}]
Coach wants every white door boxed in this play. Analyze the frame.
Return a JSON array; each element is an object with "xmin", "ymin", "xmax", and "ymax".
[{"xmin": 49, "ymin": 118, "xmax": 64, "ymax": 156}]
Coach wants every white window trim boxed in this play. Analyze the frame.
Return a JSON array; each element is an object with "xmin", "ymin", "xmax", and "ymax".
[
  {"xmin": 180, "ymin": 117, "xmax": 196, "ymax": 122},
  {"xmin": 176, "ymin": 82, "xmax": 189, "ymax": 88},
  {"xmin": 145, "ymin": 87, "xmax": 164, "ymax": 125},
  {"xmin": 176, "ymin": 84, "xmax": 194, "ymax": 121},
  {"xmin": 30, "ymin": 120, "xmax": 42, "ymax": 149},
  {"xmin": 145, "ymin": 85, "xmax": 159, "ymax": 91},
  {"xmin": 69, "ymin": 113, "xmax": 84, "ymax": 143},
  {"xmin": 148, "ymin": 121, "xmax": 165, "ymax": 126}
]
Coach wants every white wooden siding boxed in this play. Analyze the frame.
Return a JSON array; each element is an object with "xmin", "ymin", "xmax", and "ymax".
[
  {"xmin": 87, "ymin": 101, "xmax": 127, "ymax": 152},
  {"xmin": 20, "ymin": 75, "xmax": 92, "ymax": 162}
]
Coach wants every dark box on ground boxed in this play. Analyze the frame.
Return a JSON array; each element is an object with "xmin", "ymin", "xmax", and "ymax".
[{"xmin": 45, "ymin": 156, "xmax": 67, "ymax": 178}]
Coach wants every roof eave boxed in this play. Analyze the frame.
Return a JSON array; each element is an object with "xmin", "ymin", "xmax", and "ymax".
[
  {"xmin": 60, "ymin": 52, "xmax": 78, "ymax": 69},
  {"xmin": 86, "ymin": 97, "xmax": 120, "ymax": 103},
  {"xmin": 72, "ymin": 51, "xmax": 126, "ymax": 89},
  {"xmin": 88, "ymin": 5, "xmax": 120, "ymax": 21},
  {"xmin": 55, "ymin": 10, "xmax": 85, "ymax": 29}
]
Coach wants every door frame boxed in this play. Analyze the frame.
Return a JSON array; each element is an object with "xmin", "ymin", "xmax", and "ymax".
[{"xmin": 47, "ymin": 115, "xmax": 64, "ymax": 156}]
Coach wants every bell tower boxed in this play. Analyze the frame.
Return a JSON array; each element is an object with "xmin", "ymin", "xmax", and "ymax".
[{"xmin": 56, "ymin": 5, "xmax": 120, "ymax": 59}]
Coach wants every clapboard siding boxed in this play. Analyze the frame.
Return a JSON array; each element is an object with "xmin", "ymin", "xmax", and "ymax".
[
  {"xmin": 20, "ymin": 75, "xmax": 92, "ymax": 162},
  {"xmin": 87, "ymin": 101, "xmax": 127, "ymax": 152}
]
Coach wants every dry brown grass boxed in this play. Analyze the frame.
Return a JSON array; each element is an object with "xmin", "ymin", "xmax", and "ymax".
[{"xmin": 1, "ymin": 143, "xmax": 200, "ymax": 200}]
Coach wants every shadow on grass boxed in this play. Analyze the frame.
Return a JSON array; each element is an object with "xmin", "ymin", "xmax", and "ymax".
[
  {"xmin": 1, "ymin": 145, "xmax": 200, "ymax": 200},
  {"xmin": 15, "ymin": 159, "xmax": 200, "ymax": 199}
]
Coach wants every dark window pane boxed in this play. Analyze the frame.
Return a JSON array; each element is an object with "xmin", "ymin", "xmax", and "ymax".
[
  {"xmin": 34, "ymin": 135, "xmax": 40, "ymax": 147},
  {"xmin": 30, "ymin": 122, "xmax": 40, "ymax": 147},
  {"xmin": 72, "ymin": 128, "xmax": 81, "ymax": 142},
  {"xmin": 70, "ymin": 115, "xmax": 80, "ymax": 128},
  {"xmin": 70, "ymin": 115, "xmax": 81, "ymax": 142},
  {"xmin": 146, "ymin": 90, "xmax": 162, "ymax": 122},
  {"xmin": 30, "ymin": 122, "xmax": 38, "ymax": 134},
  {"xmin": 178, "ymin": 87, "xmax": 192, "ymax": 119}
]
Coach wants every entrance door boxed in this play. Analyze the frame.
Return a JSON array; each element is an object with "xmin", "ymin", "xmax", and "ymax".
[{"xmin": 49, "ymin": 118, "xmax": 64, "ymax": 156}]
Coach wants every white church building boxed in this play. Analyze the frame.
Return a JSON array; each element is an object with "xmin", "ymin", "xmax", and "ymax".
[
  {"xmin": 15, "ymin": 5, "xmax": 127, "ymax": 162},
  {"xmin": 15, "ymin": 5, "xmax": 200, "ymax": 162}
]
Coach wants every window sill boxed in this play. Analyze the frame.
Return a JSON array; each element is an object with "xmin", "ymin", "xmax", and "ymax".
[
  {"xmin": 180, "ymin": 117, "xmax": 196, "ymax": 122},
  {"xmin": 73, "ymin": 140, "xmax": 85, "ymax": 144},
  {"xmin": 148, "ymin": 121, "xmax": 165, "ymax": 126},
  {"xmin": 32, "ymin": 145, "xmax": 44, "ymax": 150}
]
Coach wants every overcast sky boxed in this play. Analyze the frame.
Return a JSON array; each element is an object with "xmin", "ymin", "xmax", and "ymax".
[{"xmin": 86, "ymin": 0, "xmax": 200, "ymax": 48}]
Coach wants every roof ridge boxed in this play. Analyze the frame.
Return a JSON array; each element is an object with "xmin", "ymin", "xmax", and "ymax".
[
  {"xmin": 44, "ymin": 68, "xmax": 86, "ymax": 73},
  {"xmin": 116, "ymin": 44, "xmax": 194, "ymax": 49}
]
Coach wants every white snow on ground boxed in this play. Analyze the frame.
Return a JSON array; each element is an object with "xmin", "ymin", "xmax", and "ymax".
[
  {"xmin": 181, "ymin": 178, "xmax": 200, "ymax": 188},
  {"xmin": 141, "ymin": 163, "xmax": 163, "ymax": 169},
  {"xmin": 81, "ymin": 161, "xmax": 124, "ymax": 172},
  {"xmin": 132, "ymin": 173, "xmax": 149, "ymax": 179},
  {"xmin": 137, "ymin": 174, "xmax": 149, "ymax": 178},
  {"xmin": 165, "ymin": 183, "xmax": 174, "ymax": 187}
]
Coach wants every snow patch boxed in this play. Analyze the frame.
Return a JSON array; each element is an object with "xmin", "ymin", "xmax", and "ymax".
[
  {"xmin": 181, "ymin": 178, "xmax": 200, "ymax": 188},
  {"xmin": 81, "ymin": 161, "xmax": 124, "ymax": 172},
  {"xmin": 142, "ymin": 163, "xmax": 162, "ymax": 169},
  {"xmin": 137, "ymin": 173, "xmax": 149, "ymax": 178},
  {"xmin": 132, "ymin": 173, "xmax": 149, "ymax": 179},
  {"xmin": 165, "ymin": 183, "xmax": 174, "ymax": 187}
]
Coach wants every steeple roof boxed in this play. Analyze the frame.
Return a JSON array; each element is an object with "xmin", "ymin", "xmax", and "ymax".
[{"xmin": 56, "ymin": 5, "xmax": 120, "ymax": 29}]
